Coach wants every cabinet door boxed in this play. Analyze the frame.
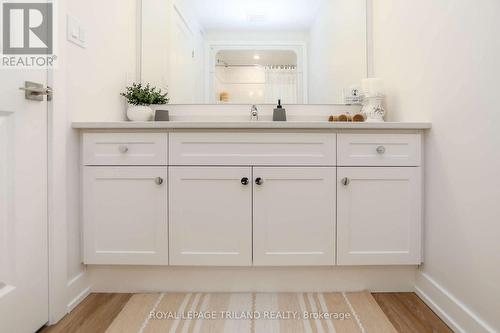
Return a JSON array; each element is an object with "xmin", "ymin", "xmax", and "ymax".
[
  {"xmin": 253, "ymin": 167, "xmax": 336, "ymax": 266},
  {"xmin": 169, "ymin": 167, "xmax": 252, "ymax": 266},
  {"xmin": 337, "ymin": 167, "xmax": 422, "ymax": 265},
  {"xmin": 83, "ymin": 167, "xmax": 168, "ymax": 265}
]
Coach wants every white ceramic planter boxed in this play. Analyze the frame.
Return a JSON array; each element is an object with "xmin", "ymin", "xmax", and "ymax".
[{"xmin": 126, "ymin": 105, "xmax": 154, "ymax": 121}]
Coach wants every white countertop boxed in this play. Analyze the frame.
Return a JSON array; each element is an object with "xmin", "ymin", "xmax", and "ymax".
[{"xmin": 72, "ymin": 121, "xmax": 431, "ymax": 130}]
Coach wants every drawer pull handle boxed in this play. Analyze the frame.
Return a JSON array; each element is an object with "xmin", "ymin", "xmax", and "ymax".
[
  {"xmin": 341, "ymin": 177, "xmax": 350, "ymax": 186},
  {"xmin": 118, "ymin": 145, "xmax": 129, "ymax": 153},
  {"xmin": 255, "ymin": 177, "xmax": 264, "ymax": 186},
  {"xmin": 241, "ymin": 177, "xmax": 249, "ymax": 186},
  {"xmin": 155, "ymin": 177, "xmax": 164, "ymax": 185},
  {"xmin": 376, "ymin": 146, "xmax": 386, "ymax": 154}
]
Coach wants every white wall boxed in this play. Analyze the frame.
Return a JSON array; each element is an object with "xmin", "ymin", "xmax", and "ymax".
[
  {"xmin": 68, "ymin": 0, "xmax": 137, "ymax": 122},
  {"xmin": 308, "ymin": 0, "xmax": 366, "ymax": 104},
  {"xmin": 49, "ymin": 0, "xmax": 138, "ymax": 324},
  {"xmin": 373, "ymin": 1, "xmax": 500, "ymax": 332}
]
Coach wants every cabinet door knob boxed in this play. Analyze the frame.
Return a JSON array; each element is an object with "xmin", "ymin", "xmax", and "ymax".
[
  {"xmin": 118, "ymin": 145, "xmax": 129, "ymax": 153},
  {"xmin": 241, "ymin": 177, "xmax": 249, "ymax": 186},
  {"xmin": 376, "ymin": 145, "xmax": 386, "ymax": 154},
  {"xmin": 155, "ymin": 177, "xmax": 164, "ymax": 185},
  {"xmin": 341, "ymin": 177, "xmax": 350, "ymax": 186},
  {"xmin": 255, "ymin": 177, "xmax": 264, "ymax": 186}
]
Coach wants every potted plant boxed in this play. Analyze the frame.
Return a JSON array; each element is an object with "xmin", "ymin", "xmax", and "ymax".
[{"xmin": 120, "ymin": 83, "xmax": 169, "ymax": 121}]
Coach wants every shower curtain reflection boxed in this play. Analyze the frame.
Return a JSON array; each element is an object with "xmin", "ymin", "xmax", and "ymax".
[{"xmin": 264, "ymin": 65, "xmax": 298, "ymax": 104}]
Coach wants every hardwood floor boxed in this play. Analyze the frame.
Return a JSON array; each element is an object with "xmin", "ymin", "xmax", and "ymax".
[
  {"xmin": 39, "ymin": 292, "xmax": 453, "ymax": 333},
  {"xmin": 39, "ymin": 294, "xmax": 132, "ymax": 333},
  {"xmin": 373, "ymin": 293, "xmax": 454, "ymax": 333}
]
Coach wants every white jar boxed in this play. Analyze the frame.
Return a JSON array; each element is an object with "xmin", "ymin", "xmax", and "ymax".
[
  {"xmin": 361, "ymin": 95, "xmax": 386, "ymax": 122},
  {"xmin": 126, "ymin": 105, "xmax": 154, "ymax": 121}
]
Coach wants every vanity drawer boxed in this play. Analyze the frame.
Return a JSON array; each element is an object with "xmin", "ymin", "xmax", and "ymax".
[
  {"xmin": 338, "ymin": 133, "xmax": 421, "ymax": 166},
  {"xmin": 83, "ymin": 132, "xmax": 168, "ymax": 166},
  {"xmin": 169, "ymin": 132, "xmax": 336, "ymax": 166}
]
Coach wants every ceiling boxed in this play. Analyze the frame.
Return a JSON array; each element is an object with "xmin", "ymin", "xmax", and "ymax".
[{"xmin": 184, "ymin": 0, "xmax": 324, "ymax": 31}]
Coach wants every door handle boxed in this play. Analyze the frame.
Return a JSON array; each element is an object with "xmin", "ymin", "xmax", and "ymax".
[
  {"xmin": 19, "ymin": 87, "xmax": 53, "ymax": 95},
  {"xmin": 19, "ymin": 81, "xmax": 53, "ymax": 101},
  {"xmin": 255, "ymin": 177, "xmax": 264, "ymax": 186}
]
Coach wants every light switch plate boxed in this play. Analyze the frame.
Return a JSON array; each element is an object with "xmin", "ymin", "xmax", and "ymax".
[
  {"xmin": 67, "ymin": 15, "xmax": 87, "ymax": 48},
  {"xmin": 78, "ymin": 27, "xmax": 87, "ymax": 43},
  {"xmin": 71, "ymin": 27, "xmax": 79, "ymax": 39}
]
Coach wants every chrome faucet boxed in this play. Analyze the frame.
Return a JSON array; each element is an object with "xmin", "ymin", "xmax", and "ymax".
[{"xmin": 250, "ymin": 104, "xmax": 259, "ymax": 121}]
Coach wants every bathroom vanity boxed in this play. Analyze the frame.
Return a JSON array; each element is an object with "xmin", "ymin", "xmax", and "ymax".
[{"xmin": 74, "ymin": 121, "xmax": 430, "ymax": 268}]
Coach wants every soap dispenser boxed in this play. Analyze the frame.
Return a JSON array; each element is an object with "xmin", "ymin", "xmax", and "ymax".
[{"xmin": 273, "ymin": 99, "xmax": 287, "ymax": 121}]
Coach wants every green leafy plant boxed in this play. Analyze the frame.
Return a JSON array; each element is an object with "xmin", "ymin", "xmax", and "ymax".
[{"xmin": 120, "ymin": 83, "xmax": 169, "ymax": 106}]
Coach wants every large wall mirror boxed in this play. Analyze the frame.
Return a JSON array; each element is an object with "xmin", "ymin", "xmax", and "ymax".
[{"xmin": 141, "ymin": 0, "xmax": 368, "ymax": 105}]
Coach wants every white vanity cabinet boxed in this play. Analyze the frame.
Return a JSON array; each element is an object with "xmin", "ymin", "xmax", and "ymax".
[
  {"xmin": 337, "ymin": 167, "xmax": 422, "ymax": 265},
  {"xmin": 78, "ymin": 125, "xmax": 427, "ymax": 268},
  {"xmin": 253, "ymin": 167, "xmax": 336, "ymax": 266},
  {"xmin": 168, "ymin": 132, "xmax": 337, "ymax": 266},
  {"xmin": 168, "ymin": 132, "xmax": 336, "ymax": 166},
  {"xmin": 336, "ymin": 133, "xmax": 423, "ymax": 265},
  {"xmin": 169, "ymin": 166, "xmax": 337, "ymax": 267},
  {"xmin": 83, "ymin": 166, "xmax": 168, "ymax": 265},
  {"xmin": 169, "ymin": 167, "xmax": 252, "ymax": 266},
  {"xmin": 82, "ymin": 132, "xmax": 169, "ymax": 265}
]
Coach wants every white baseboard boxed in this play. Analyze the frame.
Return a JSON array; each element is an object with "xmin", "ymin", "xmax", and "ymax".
[
  {"xmin": 66, "ymin": 270, "xmax": 91, "ymax": 313},
  {"xmin": 88, "ymin": 266, "xmax": 417, "ymax": 293},
  {"xmin": 415, "ymin": 271, "xmax": 496, "ymax": 333},
  {"xmin": 67, "ymin": 286, "xmax": 91, "ymax": 313}
]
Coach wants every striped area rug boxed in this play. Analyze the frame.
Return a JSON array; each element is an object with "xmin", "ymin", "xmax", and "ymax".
[{"xmin": 105, "ymin": 291, "xmax": 397, "ymax": 333}]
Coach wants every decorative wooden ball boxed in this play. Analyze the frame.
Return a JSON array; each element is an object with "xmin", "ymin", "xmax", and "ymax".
[
  {"xmin": 337, "ymin": 114, "xmax": 348, "ymax": 122},
  {"xmin": 353, "ymin": 113, "xmax": 365, "ymax": 122}
]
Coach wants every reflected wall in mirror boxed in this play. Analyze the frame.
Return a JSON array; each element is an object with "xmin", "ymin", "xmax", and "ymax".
[{"xmin": 141, "ymin": 0, "xmax": 367, "ymax": 105}]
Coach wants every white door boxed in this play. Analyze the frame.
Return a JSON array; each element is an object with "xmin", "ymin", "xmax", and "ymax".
[
  {"xmin": 253, "ymin": 167, "xmax": 336, "ymax": 266},
  {"xmin": 169, "ymin": 167, "xmax": 252, "ymax": 266},
  {"xmin": 169, "ymin": 9, "xmax": 195, "ymax": 103},
  {"xmin": 337, "ymin": 167, "xmax": 422, "ymax": 265},
  {"xmin": 0, "ymin": 60, "xmax": 49, "ymax": 332},
  {"xmin": 83, "ymin": 167, "xmax": 168, "ymax": 265}
]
